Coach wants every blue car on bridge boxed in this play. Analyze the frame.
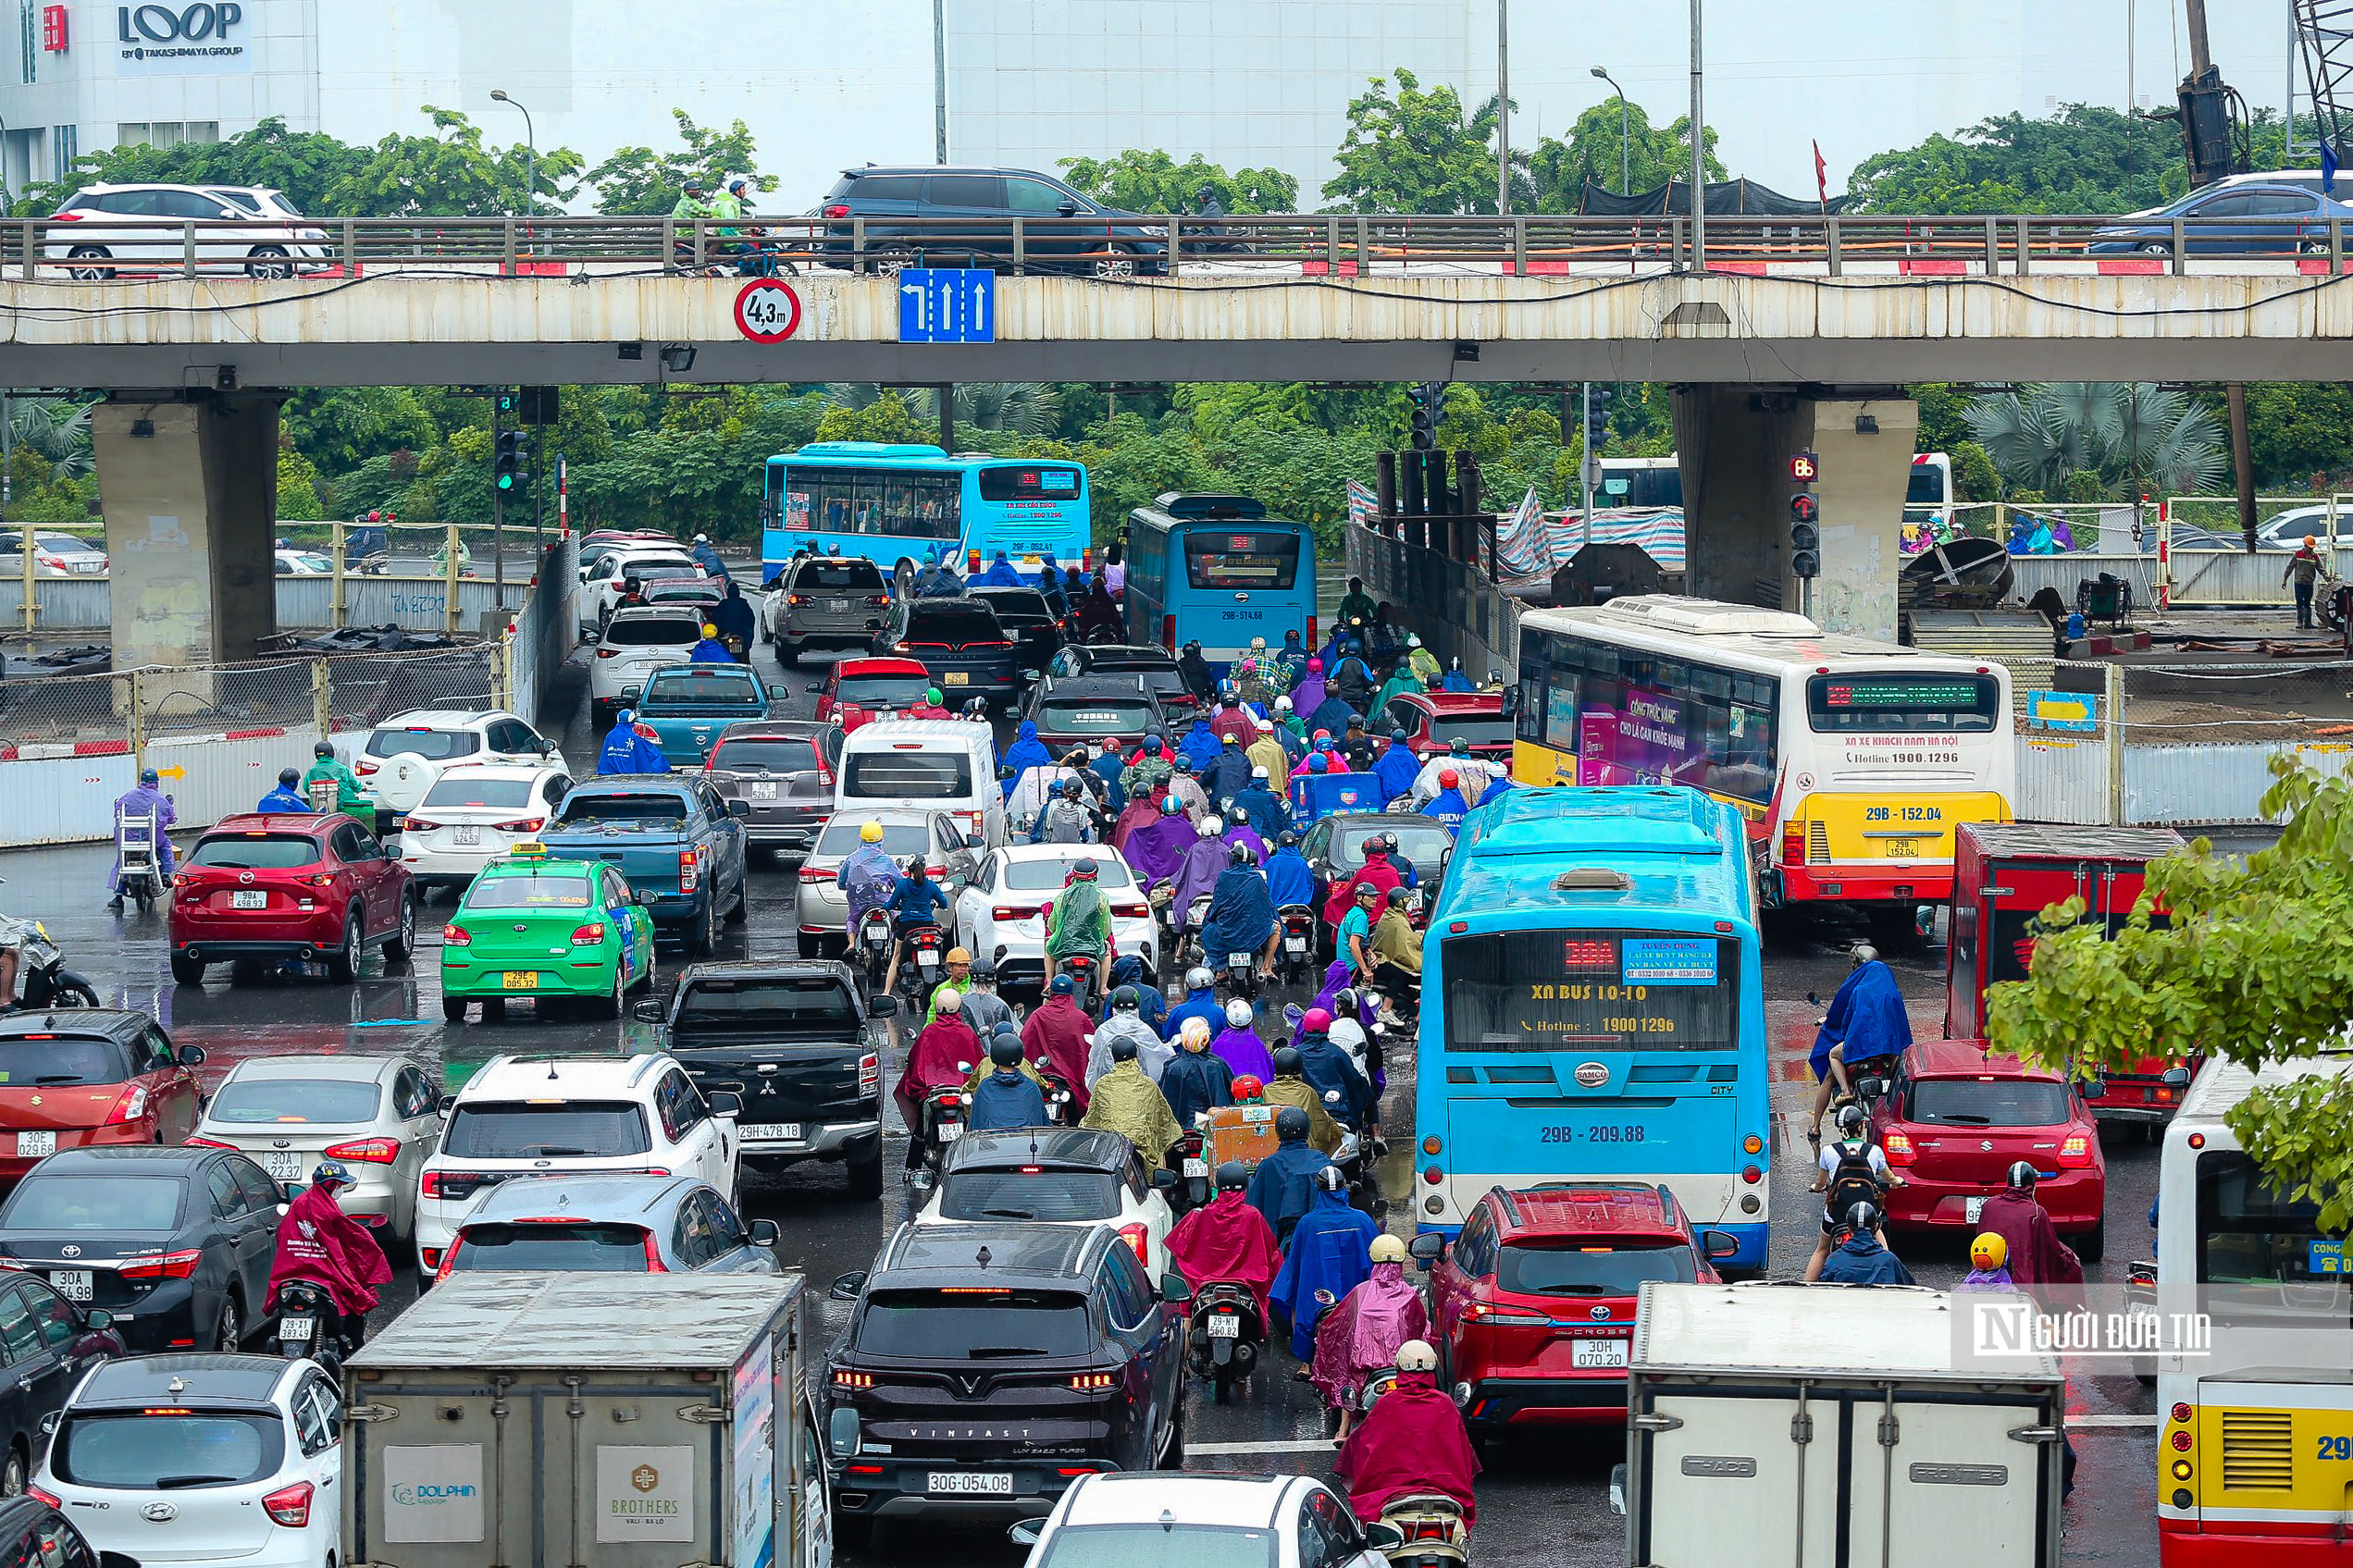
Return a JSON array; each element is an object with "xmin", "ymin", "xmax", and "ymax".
[{"xmin": 2086, "ymin": 181, "xmax": 2353, "ymax": 256}]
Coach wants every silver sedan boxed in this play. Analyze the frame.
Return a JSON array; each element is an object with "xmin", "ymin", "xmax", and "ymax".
[{"xmin": 189, "ymin": 1055, "xmax": 444, "ymax": 1253}]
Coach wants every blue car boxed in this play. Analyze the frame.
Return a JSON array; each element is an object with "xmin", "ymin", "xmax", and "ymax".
[
  {"xmin": 2086, "ymin": 182, "xmax": 2353, "ymax": 255},
  {"xmin": 634, "ymin": 663, "xmax": 772, "ymax": 767}
]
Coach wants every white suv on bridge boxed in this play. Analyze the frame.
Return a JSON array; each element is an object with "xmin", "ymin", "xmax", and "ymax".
[{"xmin": 47, "ymin": 183, "xmax": 330, "ymax": 279}]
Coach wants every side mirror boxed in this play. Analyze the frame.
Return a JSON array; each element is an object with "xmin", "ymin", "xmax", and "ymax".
[
  {"xmin": 806, "ymin": 683, "xmax": 824, "ymax": 695},
  {"xmin": 81, "ymin": 1308, "xmax": 113, "ymax": 1331},
  {"xmin": 177, "ymin": 1044, "xmax": 208, "ymax": 1067},
  {"xmin": 281, "ymin": 1182, "xmax": 301, "ymax": 1202},
  {"xmin": 1701, "ymin": 1228, "xmax": 1741, "ymax": 1261},
  {"xmin": 436, "ymin": 1094, "xmax": 457, "ymax": 1117},
  {"xmin": 2161, "ymin": 1065, "xmax": 2193, "ymax": 1088},
  {"xmin": 1009, "ymin": 1520, "xmax": 1047, "ymax": 1549},
  {"xmin": 1406, "ymin": 1232, "xmax": 1446, "ymax": 1262},
  {"xmin": 965, "ymin": 833, "xmax": 985, "ymax": 850},
  {"xmin": 748, "ymin": 1218, "xmax": 781, "ymax": 1247},
  {"xmin": 869, "ymin": 995, "xmax": 899, "ymax": 1018},
  {"xmin": 710, "ymin": 1092, "xmax": 744, "ymax": 1117},
  {"xmin": 1314, "ymin": 1288, "xmax": 1336, "ymax": 1307},
  {"xmin": 277, "ymin": 1202, "xmax": 291, "ymax": 1216},
  {"xmin": 727, "ymin": 798, "xmax": 752, "ymax": 819},
  {"xmin": 632, "ymin": 999, "xmax": 666, "ymax": 1023},
  {"xmin": 37, "ymin": 1414, "xmax": 57, "ymax": 1438},
  {"xmin": 1160, "ymin": 1273, "xmax": 1193, "ymax": 1305},
  {"xmin": 1322, "ymin": 1089, "xmax": 1341, "ymax": 1104},
  {"xmin": 1609, "ymin": 1462, "xmax": 1629, "ymax": 1517},
  {"xmin": 637, "ymin": 890, "xmax": 657, "ymax": 906},
  {"xmin": 1150, "ymin": 1167, "xmax": 1176, "ymax": 1191},
  {"xmin": 2083, "ymin": 1076, "xmax": 2109, "ymax": 1101},
  {"xmin": 1855, "ymin": 1077, "xmax": 1887, "ymax": 1101},
  {"xmin": 829, "ymin": 1271, "xmax": 867, "ymax": 1302},
  {"xmin": 1056, "ymin": 200, "xmax": 1080, "ymax": 217},
  {"xmin": 582, "ymin": 629, "xmax": 601, "ymax": 646},
  {"xmin": 828, "ymin": 1405, "xmax": 861, "ymax": 1457},
  {"xmin": 1365, "ymin": 1524, "xmax": 1405, "ymax": 1550}
]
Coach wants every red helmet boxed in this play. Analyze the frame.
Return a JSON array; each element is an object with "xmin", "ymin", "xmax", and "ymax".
[
  {"xmin": 1440, "ymin": 768, "xmax": 1459, "ymax": 787},
  {"xmin": 1231, "ymin": 1075, "xmax": 1265, "ymax": 1102}
]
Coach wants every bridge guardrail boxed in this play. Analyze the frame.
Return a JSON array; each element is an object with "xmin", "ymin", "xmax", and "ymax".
[{"xmin": 1, "ymin": 211, "xmax": 2347, "ymax": 280}]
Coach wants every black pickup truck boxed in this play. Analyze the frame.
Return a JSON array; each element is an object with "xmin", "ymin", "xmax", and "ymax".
[{"xmin": 635, "ymin": 959, "xmax": 897, "ymax": 1199}]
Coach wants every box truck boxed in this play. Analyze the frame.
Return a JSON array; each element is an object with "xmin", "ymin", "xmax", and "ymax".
[{"xmin": 342, "ymin": 1273, "xmax": 828, "ymax": 1568}]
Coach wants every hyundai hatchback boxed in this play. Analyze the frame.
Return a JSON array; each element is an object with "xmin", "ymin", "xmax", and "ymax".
[
  {"xmin": 1418, "ymin": 1182, "xmax": 1734, "ymax": 1432},
  {"xmin": 1870, "ymin": 1038, "xmax": 2108, "ymax": 1258}
]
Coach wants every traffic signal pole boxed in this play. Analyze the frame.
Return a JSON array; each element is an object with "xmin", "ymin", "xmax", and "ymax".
[
  {"xmin": 1579, "ymin": 382, "xmax": 1594, "ymax": 546},
  {"xmin": 491, "ymin": 400, "xmax": 506, "ymax": 606}
]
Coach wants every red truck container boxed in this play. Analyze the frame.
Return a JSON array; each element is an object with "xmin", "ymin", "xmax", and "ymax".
[{"xmin": 1945, "ymin": 821, "xmax": 2195, "ymax": 1128}]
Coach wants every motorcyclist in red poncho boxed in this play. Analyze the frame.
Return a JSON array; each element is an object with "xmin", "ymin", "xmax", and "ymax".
[
  {"xmin": 266, "ymin": 1160, "xmax": 392, "ymax": 1353},
  {"xmin": 1164, "ymin": 1160, "xmax": 1284, "ymax": 1319},
  {"xmin": 1334, "ymin": 1339, "xmax": 1480, "ymax": 1526}
]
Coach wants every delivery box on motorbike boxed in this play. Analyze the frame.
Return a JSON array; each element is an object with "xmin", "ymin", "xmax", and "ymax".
[
  {"xmin": 343, "ymin": 1273, "xmax": 827, "ymax": 1568},
  {"xmin": 1204, "ymin": 1103, "xmax": 1280, "ymax": 1171}
]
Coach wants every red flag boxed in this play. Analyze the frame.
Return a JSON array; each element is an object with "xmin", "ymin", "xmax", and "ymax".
[{"xmin": 1813, "ymin": 139, "xmax": 1829, "ymax": 205}]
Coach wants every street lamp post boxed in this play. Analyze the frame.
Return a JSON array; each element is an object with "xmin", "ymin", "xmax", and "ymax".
[
  {"xmin": 1496, "ymin": 0, "xmax": 1511, "ymax": 216},
  {"xmin": 489, "ymin": 90, "xmax": 535, "ymax": 216},
  {"xmin": 1688, "ymin": 0, "xmax": 1706, "ymax": 270},
  {"xmin": 1590, "ymin": 66, "xmax": 1630, "ymax": 195}
]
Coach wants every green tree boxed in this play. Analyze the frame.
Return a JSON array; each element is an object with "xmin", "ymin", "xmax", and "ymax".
[
  {"xmin": 323, "ymin": 107, "xmax": 584, "ymax": 217},
  {"xmin": 588, "ymin": 110, "xmax": 779, "ymax": 216},
  {"xmin": 1323, "ymin": 69, "xmax": 1507, "ymax": 215},
  {"xmin": 1845, "ymin": 104, "xmax": 2177, "ymax": 215},
  {"xmin": 14, "ymin": 117, "xmax": 370, "ymax": 217},
  {"xmin": 812, "ymin": 395, "xmax": 929, "ymax": 447},
  {"xmin": 1964, "ymin": 383, "xmax": 2225, "ymax": 499},
  {"xmin": 277, "ymin": 448, "xmax": 326, "ymax": 521},
  {"xmin": 1057, "ymin": 150, "xmax": 1298, "ymax": 214},
  {"xmin": 1527, "ymin": 99, "xmax": 1724, "ymax": 208},
  {"xmin": 2244, "ymin": 384, "xmax": 2353, "ymax": 492},
  {"xmin": 4, "ymin": 400, "xmax": 93, "ymax": 483},
  {"xmin": 1989, "ymin": 760, "xmax": 2353, "ymax": 1229}
]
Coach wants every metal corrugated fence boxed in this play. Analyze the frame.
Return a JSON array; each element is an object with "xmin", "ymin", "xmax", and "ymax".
[{"xmin": 12, "ymin": 574, "xmax": 510, "ymax": 632}]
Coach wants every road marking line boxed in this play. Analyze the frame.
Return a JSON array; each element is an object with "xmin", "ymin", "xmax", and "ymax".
[{"xmin": 1190, "ymin": 1439, "xmax": 1339, "ymax": 1456}]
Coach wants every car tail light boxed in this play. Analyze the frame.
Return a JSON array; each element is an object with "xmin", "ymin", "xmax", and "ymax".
[
  {"xmin": 799, "ymin": 864, "xmax": 825, "ymax": 883},
  {"xmin": 992, "ymin": 906, "xmax": 1037, "ymax": 921},
  {"xmin": 422, "ymin": 1170, "xmax": 477, "ymax": 1199},
  {"xmin": 1118, "ymin": 903, "xmax": 1148, "ymax": 917},
  {"xmin": 326, "ymin": 1137, "xmax": 401, "ymax": 1164},
  {"xmin": 1116, "ymin": 1223, "xmax": 1149, "ymax": 1264},
  {"xmin": 833, "ymin": 1370, "xmax": 874, "ymax": 1389},
  {"xmin": 823, "ymin": 204, "xmax": 850, "ymax": 219},
  {"xmin": 24, "ymin": 1484, "xmax": 58, "ymax": 1509},
  {"xmin": 787, "ymin": 594, "xmax": 809, "ymax": 607},
  {"xmin": 434, "ymin": 1237, "xmax": 462, "ymax": 1281},
  {"xmin": 642, "ymin": 1231, "xmax": 667, "ymax": 1272},
  {"xmin": 418, "ymin": 1246, "xmax": 441, "ymax": 1270},
  {"xmin": 1882, "ymin": 1130, "xmax": 1915, "ymax": 1166},
  {"xmin": 1069, "ymin": 1372, "xmax": 1117, "ymax": 1390},
  {"xmin": 859, "ymin": 1052, "xmax": 880, "ymax": 1097},
  {"xmin": 443, "ymin": 925, "xmax": 471, "ymax": 946},
  {"xmin": 356, "ymin": 759, "xmax": 378, "ymax": 775},
  {"xmin": 1464, "ymin": 1303, "xmax": 1550, "ymax": 1326},
  {"xmin": 680, "ymin": 848, "xmax": 701, "ymax": 894},
  {"xmin": 926, "ymin": 864, "xmax": 946, "ymax": 880},
  {"xmin": 183, "ymin": 1135, "xmax": 235, "ymax": 1149},
  {"xmin": 105, "ymin": 1084, "xmax": 151, "ymax": 1126},
  {"xmin": 1781, "ymin": 820, "xmax": 1806, "ymax": 866},
  {"xmin": 495, "ymin": 818, "xmax": 545, "ymax": 833},
  {"xmin": 261, "ymin": 1481, "xmax": 315, "ymax": 1528},
  {"xmin": 118, "ymin": 1249, "xmax": 202, "ymax": 1281},
  {"xmin": 570, "ymin": 922, "xmax": 609, "ymax": 946},
  {"xmin": 2057, "ymin": 1132, "xmax": 2094, "ymax": 1168},
  {"xmin": 403, "ymin": 818, "xmax": 440, "ymax": 833}
]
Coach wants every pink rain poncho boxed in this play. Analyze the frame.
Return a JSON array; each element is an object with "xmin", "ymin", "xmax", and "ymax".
[{"xmin": 1309, "ymin": 1260, "xmax": 1429, "ymax": 1411}]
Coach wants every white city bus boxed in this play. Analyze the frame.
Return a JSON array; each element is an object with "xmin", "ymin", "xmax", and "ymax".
[{"xmin": 1509, "ymin": 595, "xmax": 2015, "ymax": 939}]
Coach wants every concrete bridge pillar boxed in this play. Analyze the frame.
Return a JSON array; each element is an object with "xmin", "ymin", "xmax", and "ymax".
[
  {"xmin": 1672, "ymin": 388, "xmax": 1917, "ymax": 641},
  {"xmin": 93, "ymin": 391, "xmax": 281, "ymax": 670}
]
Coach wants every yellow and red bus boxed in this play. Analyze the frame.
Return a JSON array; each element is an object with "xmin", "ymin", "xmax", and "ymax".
[{"xmin": 1509, "ymin": 596, "xmax": 2015, "ymax": 941}]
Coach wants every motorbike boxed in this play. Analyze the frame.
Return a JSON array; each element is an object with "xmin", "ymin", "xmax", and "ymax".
[
  {"xmin": 1183, "ymin": 895, "xmax": 1213, "ymax": 961},
  {"xmin": 1059, "ymin": 950, "xmax": 1100, "ymax": 1013},
  {"xmin": 1187, "ymin": 1279, "xmax": 1268, "ymax": 1405},
  {"xmin": 1036, "ymin": 1064, "xmax": 1079, "ymax": 1127},
  {"xmin": 1219, "ymin": 939, "xmax": 1259, "ymax": 1000},
  {"xmin": 901, "ymin": 924, "xmax": 945, "ymax": 1002},
  {"xmin": 113, "ymin": 809, "xmax": 168, "ymax": 914},
  {"xmin": 1367, "ymin": 1495, "xmax": 1471, "ymax": 1568},
  {"xmin": 1806, "ymin": 990, "xmax": 1899, "ymax": 1108},
  {"xmin": 910, "ymin": 1071, "xmax": 972, "ymax": 1199},
  {"xmin": 1277, "ymin": 904, "xmax": 1318, "ymax": 984},
  {"xmin": 0, "ymin": 892, "xmax": 99, "ymax": 1008},
  {"xmin": 857, "ymin": 907, "xmax": 895, "ymax": 996},
  {"xmin": 270, "ymin": 1278, "xmax": 350, "ymax": 1373},
  {"xmin": 1172, "ymin": 1124, "xmax": 1211, "ymax": 1212}
]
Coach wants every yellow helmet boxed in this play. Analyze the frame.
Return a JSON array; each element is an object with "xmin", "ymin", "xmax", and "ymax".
[
  {"xmin": 1970, "ymin": 1232, "xmax": 2009, "ymax": 1272},
  {"xmin": 701, "ymin": 623, "xmax": 720, "ymax": 638},
  {"xmin": 946, "ymin": 946, "xmax": 972, "ymax": 966},
  {"xmin": 859, "ymin": 821, "xmax": 885, "ymax": 844},
  {"xmin": 1369, "ymin": 1234, "xmax": 1407, "ymax": 1265}
]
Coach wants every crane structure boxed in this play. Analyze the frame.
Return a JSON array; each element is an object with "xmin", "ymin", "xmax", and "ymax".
[{"xmin": 2296, "ymin": 0, "xmax": 2353, "ymax": 168}]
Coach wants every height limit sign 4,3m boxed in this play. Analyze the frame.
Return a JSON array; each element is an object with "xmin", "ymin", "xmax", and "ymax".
[{"xmin": 898, "ymin": 267, "xmax": 995, "ymax": 344}]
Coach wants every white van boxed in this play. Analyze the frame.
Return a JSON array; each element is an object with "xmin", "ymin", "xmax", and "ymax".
[{"xmin": 833, "ymin": 718, "xmax": 1007, "ymax": 850}]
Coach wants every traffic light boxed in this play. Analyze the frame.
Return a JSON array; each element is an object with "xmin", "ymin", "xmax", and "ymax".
[
  {"xmin": 1408, "ymin": 381, "xmax": 1448, "ymax": 451},
  {"xmin": 1789, "ymin": 448, "xmax": 1820, "ymax": 579},
  {"xmin": 494, "ymin": 429, "xmax": 530, "ymax": 495},
  {"xmin": 1586, "ymin": 385, "xmax": 1614, "ymax": 450},
  {"xmin": 494, "ymin": 389, "xmax": 521, "ymax": 421},
  {"xmin": 520, "ymin": 386, "xmax": 560, "ymax": 426}
]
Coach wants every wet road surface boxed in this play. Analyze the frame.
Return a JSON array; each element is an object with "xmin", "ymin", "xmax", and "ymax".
[{"xmin": 0, "ymin": 648, "xmax": 2159, "ymax": 1566}]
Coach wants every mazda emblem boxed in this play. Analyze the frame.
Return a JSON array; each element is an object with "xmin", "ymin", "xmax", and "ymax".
[
  {"xmin": 59, "ymin": 1245, "xmax": 80, "ymax": 1258},
  {"xmin": 1573, "ymin": 1061, "xmax": 1609, "ymax": 1088},
  {"xmin": 1589, "ymin": 1304, "xmax": 1609, "ymax": 1320},
  {"xmin": 238, "ymin": 870, "xmax": 254, "ymax": 885}
]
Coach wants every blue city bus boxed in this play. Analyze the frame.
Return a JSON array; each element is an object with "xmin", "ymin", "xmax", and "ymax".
[
  {"xmin": 1123, "ymin": 493, "xmax": 1318, "ymax": 669},
  {"xmin": 1412, "ymin": 785, "xmax": 1769, "ymax": 1268},
  {"xmin": 760, "ymin": 442, "xmax": 1091, "ymax": 586}
]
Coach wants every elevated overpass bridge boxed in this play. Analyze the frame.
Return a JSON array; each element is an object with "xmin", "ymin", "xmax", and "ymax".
[{"xmin": 10, "ymin": 210, "xmax": 2349, "ymax": 669}]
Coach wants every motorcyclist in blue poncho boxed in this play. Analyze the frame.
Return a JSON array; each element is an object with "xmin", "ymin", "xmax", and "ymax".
[
  {"xmin": 1269, "ymin": 1165, "xmax": 1378, "ymax": 1356},
  {"xmin": 1199, "ymin": 843, "xmax": 1279, "ymax": 982},
  {"xmin": 969, "ymin": 1033, "xmax": 1051, "ymax": 1132},
  {"xmin": 598, "ymin": 710, "xmax": 671, "ymax": 774},
  {"xmin": 1245, "ymin": 1105, "xmax": 1334, "ymax": 1246},
  {"xmin": 1809, "ymin": 945, "xmax": 1913, "ymax": 1142}
]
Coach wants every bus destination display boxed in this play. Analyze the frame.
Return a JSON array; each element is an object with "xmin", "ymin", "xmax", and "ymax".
[
  {"xmin": 1821, "ymin": 678, "xmax": 1982, "ymax": 710},
  {"xmin": 1442, "ymin": 932, "xmax": 1737, "ymax": 1051}
]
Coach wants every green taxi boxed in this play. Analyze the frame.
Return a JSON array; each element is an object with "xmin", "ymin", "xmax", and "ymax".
[{"xmin": 440, "ymin": 845, "xmax": 656, "ymax": 1021}]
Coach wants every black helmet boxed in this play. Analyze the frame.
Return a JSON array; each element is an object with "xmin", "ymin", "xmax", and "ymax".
[
  {"xmin": 1109, "ymin": 984, "xmax": 1138, "ymax": 1012},
  {"xmin": 1228, "ymin": 842, "xmax": 1250, "ymax": 865},
  {"xmin": 1271, "ymin": 1045, "xmax": 1303, "ymax": 1077},
  {"xmin": 970, "ymin": 963, "xmax": 997, "ymax": 984},
  {"xmin": 1333, "ymin": 987, "xmax": 1358, "ymax": 1015},
  {"xmin": 277, "ymin": 767, "xmax": 301, "ymax": 785},
  {"xmin": 1215, "ymin": 1159, "xmax": 1247, "ymax": 1192},
  {"xmin": 1109, "ymin": 1033, "xmax": 1139, "ymax": 1062},
  {"xmin": 2006, "ymin": 1160, "xmax": 2038, "ymax": 1191},
  {"xmin": 1274, "ymin": 1105, "xmax": 1309, "ymax": 1143},
  {"xmin": 1276, "ymin": 830, "xmax": 1299, "ymax": 849},
  {"xmin": 1314, "ymin": 1164, "xmax": 1347, "ymax": 1192},
  {"xmin": 1835, "ymin": 1104, "xmax": 1867, "ymax": 1136},
  {"xmin": 988, "ymin": 1035, "xmax": 1022, "ymax": 1068},
  {"xmin": 313, "ymin": 740, "xmax": 332, "ymax": 759},
  {"xmin": 1846, "ymin": 1200, "xmax": 1884, "ymax": 1234}
]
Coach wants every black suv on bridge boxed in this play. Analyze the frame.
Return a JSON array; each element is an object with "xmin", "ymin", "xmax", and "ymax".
[
  {"xmin": 816, "ymin": 166, "xmax": 1169, "ymax": 277},
  {"xmin": 824, "ymin": 1221, "xmax": 1190, "ymax": 1544}
]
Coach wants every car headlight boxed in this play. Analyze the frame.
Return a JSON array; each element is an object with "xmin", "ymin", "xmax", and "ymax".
[{"xmin": 1136, "ymin": 225, "xmax": 1169, "ymax": 238}]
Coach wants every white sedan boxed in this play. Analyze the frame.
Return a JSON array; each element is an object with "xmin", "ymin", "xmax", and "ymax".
[
  {"xmin": 397, "ymin": 762, "xmax": 576, "ymax": 892},
  {"xmin": 951, "ymin": 844, "xmax": 1159, "ymax": 992},
  {"xmin": 1011, "ymin": 1473, "xmax": 1388, "ymax": 1568},
  {"xmin": 917, "ymin": 1127, "xmax": 1176, "ymax": 1276}
]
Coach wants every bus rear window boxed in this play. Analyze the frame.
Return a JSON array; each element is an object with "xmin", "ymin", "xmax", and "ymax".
[
  {"xmin": 843, "ymin": 753, "xmax": 974, "ymax": 799},
  {"xmin": 1439, "ymin": 932, "xmax": 1739, "ymax": 1052},
  {"xmin": 1185, "ymin": 531, "xmax": 1299, "ymax": 590},
  {"xmin": 2197, "ymin": 1151, "xmax": 2342, "ymax": 1297},
  {"xmin": 977, "ymin": 466, "xmax": 1083, "ymax": 501},
  {"xmin": 1806, "ymin": 673, "xmax": 2000, "ymax": 734}
]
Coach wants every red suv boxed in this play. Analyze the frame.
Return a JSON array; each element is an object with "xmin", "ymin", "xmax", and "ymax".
[
  {"xmin": 1372, "ymin": 690, "xmax": 1515, "ymax": 761},
  {"xmin": 1412, "ymin": 1183, "xmax": 1736, "ymax": 1433},
  {"xmin": 1868, "ymin": 1038, "xmax": 2108, "ymax": 1258},
  {"xmin": 169, "ymin": 812, "xmax": 417, "ymax": 986}
]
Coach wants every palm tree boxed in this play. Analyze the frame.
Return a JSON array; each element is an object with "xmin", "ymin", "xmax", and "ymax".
[
  {"xmin": 822, "ymin": 382, "xmax": 1061, "ymax": 438},
  {"xmin": 6, "ymin": 399, "xmax": 93, "ymax": 482},
  {"xmin": 1963, "ymin": 382, "xmax": 2223, "ymax": 499}
]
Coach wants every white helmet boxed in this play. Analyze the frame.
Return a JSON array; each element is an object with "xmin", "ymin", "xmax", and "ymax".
[
  {"xmin": 1224, "ymin": 998, "xmax": 1253, "ymax": 1029},
  {"xmin": 935, "ymin": 988, "xmax": 962, "ymax": 1013},
  {"xmin": 1200, "ymin": 815, "xmax": 1224, "ymax": 837},
  {"xmin": 1395, "ymin": 1339, "xmax": 1438, "ymax": 1372},
  {"xmin": 1370, "ymin": 1234, "xmax": 1408, "ymax": 1264},
  {"xmin": 1185, "ymin": 966, "xmax": 1215, "ymax": 991},
  {"xmin": 1275, "ymin": 696, "xmax": 1293, "ymax": 712}
]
